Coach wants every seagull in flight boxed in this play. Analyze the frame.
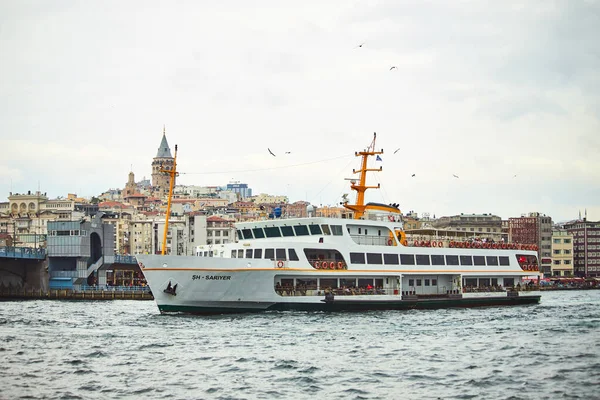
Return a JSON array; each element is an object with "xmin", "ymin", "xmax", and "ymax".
[
  {"xmin": 452, "ymin": 174, "xmax": 459, "ymax": 178},
  {"xmin": 393, "ymin": 148, "xmax": 400, "ymax": 154},
  {"xmin": 268, "ymin": 148, "xmax": 276, "ymax": 157},
  {"xmin": 285, "ymin": 151, "xmax": 291, "ymax": 154},
  {"xmin": 411, "ymin": 174, "xmax": 416, "ymax": 177},
  {"xmin": 390, "ymin": 66, "xmax": 397, "ymax": 71},
  {"xmin": 355, "ymin": 42, "xmax": 365, "ymax": 48}
]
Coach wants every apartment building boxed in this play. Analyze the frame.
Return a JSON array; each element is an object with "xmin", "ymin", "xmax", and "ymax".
[{"xmin": 551, "ymin": 229, "xmax": 574, "ymax": 276}]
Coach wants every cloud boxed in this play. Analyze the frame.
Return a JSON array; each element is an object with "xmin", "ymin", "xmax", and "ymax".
[{"xmin": 0, "ymin": 0, "xmax": 598, "ymax": 222}]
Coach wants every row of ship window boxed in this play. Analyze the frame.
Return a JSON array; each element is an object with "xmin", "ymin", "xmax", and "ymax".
[
  {"xmin": 349, "ymin": 253, "xmax": 512, "ymax": 266},
  {"xmin": 198, "ymin": 247, "xmax": 513, "ymax": 267},
  {"xmin": 237, "ymin": 224, "xmax": 344, "ymax": 240}
]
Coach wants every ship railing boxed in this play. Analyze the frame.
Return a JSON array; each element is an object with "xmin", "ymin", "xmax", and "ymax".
[
  {"xmin": 74, "ymin": 284, "xmax": 150, "ymax": 293},
  {"xmin": 274, "ymin": 285, "xmax": 392, "ymax": 296}
]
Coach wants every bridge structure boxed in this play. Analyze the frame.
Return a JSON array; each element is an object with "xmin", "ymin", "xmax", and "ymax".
[{"xmin": 0, "ymin": 246, "xmax": 46, "ymax": 260}]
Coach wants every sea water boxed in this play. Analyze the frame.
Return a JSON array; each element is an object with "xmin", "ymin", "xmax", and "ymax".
[{"xmin": 1, "ymin": 290, "xmax": 598, "ymax": 400}]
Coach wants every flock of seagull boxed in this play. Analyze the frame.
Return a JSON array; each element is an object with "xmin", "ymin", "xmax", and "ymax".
[{"xmin": 265, "ymin": 42, "xmax": 519, "ymax": 180}]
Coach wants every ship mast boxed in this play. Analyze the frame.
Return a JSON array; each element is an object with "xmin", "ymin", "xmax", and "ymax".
[
  {"xmin": 343, "ymin": 132, "xmax": 383, "ymax": 219},
  {"xmin": 161, "ymin": 144, "xmax": 178, "ymax": 255}
]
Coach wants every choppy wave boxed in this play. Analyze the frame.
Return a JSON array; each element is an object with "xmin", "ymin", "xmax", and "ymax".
[{"xmin": 0, "ymin": 291, "xmax": 599, "ymax": 399}]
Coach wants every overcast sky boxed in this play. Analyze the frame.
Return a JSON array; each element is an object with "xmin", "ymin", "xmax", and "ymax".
[{"xmin": 1, "ymin": 0, "xmax": 599, "ymax": 222}]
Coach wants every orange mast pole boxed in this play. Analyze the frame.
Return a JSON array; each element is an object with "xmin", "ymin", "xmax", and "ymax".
[
  {"xmin": 161, "ymin": 144, "xmax": 178, "ymax": 255},
  {"xmin": 344, "ymin": 132, "xmax": 383, "ymax": 219}
]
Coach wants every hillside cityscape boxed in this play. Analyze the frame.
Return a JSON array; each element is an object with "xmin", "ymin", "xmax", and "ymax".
[{"xmin": 1, "ymin": 132, "xmax": 598, "ymax": 279}]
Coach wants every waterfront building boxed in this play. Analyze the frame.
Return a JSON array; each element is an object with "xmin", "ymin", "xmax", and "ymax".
[
  {"xmin": 46, "ymin": 216, "xmax": 115, "ymax": 288},
  {"xmin": 551, "ymin": 229, "xmax": 574, "ymax": 276},
  {"xmin": 509, "ymin": 212, "xmax": 553, "ymax": 277},
  {"xmin": 252, "ymin": 193, "xmax": 288, "ymax": 205},
  {"xmin": 193, "ymin": 197, "xmax": 230, "ymax": 210},
  {"xmin": 316, "ymin": 205, "xmax": 345, "ymax": 218},
  {"xmin": 151, "ymin": 127, "xmax": 175, "ymax": 199},
  {"xmin": 206, "ymin": 215, "xmax": 235, "ymax": 246},
  {"xmin": 226, "ymin": 181, "xmax": 252, "ymax": 200},
  {"xmin": 173, "ymin": 185, "xmax": 221, "ymax": 199},
  {"xmin": 431, "ymin": 213, "xmax": 503, "ymax": 241},
  {"xmin": 402, "ymin": 212, "xmax": 422, "ymax": 230},
  {"xmin": 128, "ymin": 216, "xmax": 155, "ymax": 255},
  {"xmin": 563, "ymin": 217, "xmax": 600, "ymax": 277},
  {"xmin": 287, "ymin": 201, "xmax": 310, "ymax": 218}
]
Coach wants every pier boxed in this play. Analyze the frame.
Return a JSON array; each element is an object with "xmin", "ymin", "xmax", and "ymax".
[{"xmin": 0, "ymin": 286, "xmax": 153, "ymax": 301}]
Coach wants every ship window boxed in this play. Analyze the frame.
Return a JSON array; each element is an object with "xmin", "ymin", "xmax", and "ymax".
[
  {"xmin": 400, "ymin": 254, "xmax": 415, "ymax": 265},
  {"xmin": 242, "ymin": 229, "xmax": 253, "ymax": 239},
  {"xmin": 366, "ymin": 253, "xmax": 383, "ymax": 264},
  {"xmin": 330, "ymin": 225, "xmax": 343, "ymax": 236},
  {"xmin": 378, "ymin": 230, "xmax": 381, "ymax": 236},
  {"xmin": 383, "ymin": 253, "xmax": 399, "ymax": 265},
  {"xmin": 288, "ymin": 249, "xmax": 299, "ymax": 261},
  {"xmin": 358, "ymin": 228, "xmax": 361, "ymax": 234},
  {"xmin": 265, "ymin": 248, "xmax": 275, "ymax": 260},
  {"xmin": 252, "ymin": 228, "xmax": 265, "ymax": 239},
  {"xmin": 254, "ymin": 249, "xmax": 263, "ymax": 259},
  {"xmin": 473, "ymin": 256, "xmax": 486, "ymax": 266},
  {"xmin": 231, "ymin": 250, "xmax": 237, "ymax": 258},
  {"xmin": 460, "ymin": 256, "xmax": 473, "ymax": 266},
  {"xmin": 446, "ymin": 255, "xmax": 459, "ymax": 265},
  {"xmin": 350, "ymin": 252, "xmax": 366, "ymax": 264},
  {"xmin": 424, "ymin": 279, "xmax": 430, "ymax": 286},
  {"xmin": 237, "ymin": 249, "xmax": 243, "ymax": 258},
  {"xmin": 293, "ymin": 225, "xmax": 310, "ymax": 236},
  {"xmin": 375, "ymin": 278, "xmax": 383, "ymax": 288},
  {"xmin": 416, "ymin": 279, "xmax": 422, "ymax": 286},
  {"xmin": 486, "ymin": 256, "xmax": 498, "ymax": 266},
  {"xmin": 340, "ymin": 278, "xmax": 356, "ymax": 287},
  {"xmin": 297, "ymin": 278, "xmax": 317, "ymax": 290},
  {"xmin": 276, "ymin": 248, "xmax": 287, "ymax": 260},
  {"xmin": 281, "ymin": 226, "xmax": 294, "ymax": 237},
  {"xmin": 499, "ymin": 256, "xmax": 510, "ymax": 266},
  {"xmin": 320, "ymin": 278, "xmax": 338, "ymax": 289},
  {"xmin": 264, "ymin": 227, "xmax": 282, "ymax": 238},
  {"xmin": 358, "ymin": 278, "xmax": 374, "ymax": 288},
  {"xmin": 245, "ymin": 249, "xmax": 253, "ymax": 258},
  {"xmin": 431, "ymin": 254, "xmax": 445, "ymax": 265},
  {"xmin": 309, "ymin": 224, "xmax": 322, "ymax": 235},
  {"xmin": 237, "ymin": 230, "xmax": 243, "ymax": 240},
  {"xmin": 321, "ymin": 225, "xmax": 331, "ymax": 235},
  {"xmin": 408, "ymin": 279, "xmax": 414, "ymax": 286},
  {"xmin": 431, "ymin": 279, "xmax": 437, "ymax": 286},
  {"xmin": 416, "ymin": 255, "xmax": 430, "ymax": 265}
]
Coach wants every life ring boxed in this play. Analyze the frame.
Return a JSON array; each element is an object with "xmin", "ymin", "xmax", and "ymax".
[
  {"xmin": 338, "ymin": 262, "xmax": 343, "ymax": 269},
  {"xmin": 402, "ymin": 239, "xmax": 408, "ymax": 246},
  {"xmin": 432, "ymin": 241, "xmax": 437, "ymax": 248},
  {"xmin": 438, "ymin": 241, "xmax": 443, "ymax": 248},
  {"xmin": 449, "ymin": 241, "xmax": 455, "ymax": 248},
  {"xmin": 425, "ymin": 241, "xmax": 431, "ymax": 247},
  {"xmin": 420, "ymin": 241, "xmax": 426, "ymax": 247},
  {"xmin": 501, "ymin": 244, "xmax": 507, "ymax": 249},
  {"xmin": 329, "ymin": 262, "xmax": 335, "ymax": 270},
  {"xmin": 414, "ymin": 241, "xmax": 419, "ymax": 247},
  {"xmin": 314, "ymin": 261, "xmax": 320, "ymax": 269},
  {"xmin": 388, "ymin": 215, "xmax": 394, "ymax": 222},
  {"xmin": 465, "ymin": 242, "xmax": 471, "ymax": 248},
  {"xmin": 277, "ymin": 261, "xmax": 284, "ymax": 268},
  {"xmin": 387, "ymin": 239, "xmax": 393, "ymax": 246}
]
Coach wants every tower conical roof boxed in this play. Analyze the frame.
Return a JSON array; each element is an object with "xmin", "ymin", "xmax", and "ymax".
[{"xmin": 156, "ymin": 132, "xmax": 172, "ymax": 158}]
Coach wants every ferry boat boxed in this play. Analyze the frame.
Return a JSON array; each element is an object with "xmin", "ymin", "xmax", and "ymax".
[{"xmin": 137, "ymin": 134, "xmax": 541, "ymax": 314}]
